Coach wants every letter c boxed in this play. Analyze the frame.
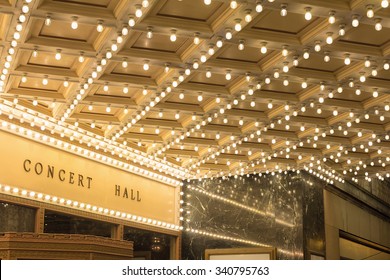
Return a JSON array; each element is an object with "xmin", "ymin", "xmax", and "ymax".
[{"xmin": 23, "ymin": 159, "xmax": 31, "ymax": 172}]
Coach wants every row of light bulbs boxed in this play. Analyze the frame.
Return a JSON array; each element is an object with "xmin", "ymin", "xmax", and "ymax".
[
  {"xmin": 0, "ymin": 99, "xmax": 190, "ymax": 182},
  {"xmin": 0, "ymin": 183, "xmax": 182, "ymax": 231}
]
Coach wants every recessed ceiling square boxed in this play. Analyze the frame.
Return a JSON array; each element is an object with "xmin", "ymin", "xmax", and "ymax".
[
  {"xmin": 253, "ymin": 10, "xmax": 313, "ymax": 34},
  {"xmin": 157, "ymin": 0, "xmax": 222, "ymax": 21}
]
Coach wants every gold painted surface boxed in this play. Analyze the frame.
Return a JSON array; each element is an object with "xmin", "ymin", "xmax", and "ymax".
[{"xmin": 0, "ymin": 130, "xmax": 179, "ymax": 224}]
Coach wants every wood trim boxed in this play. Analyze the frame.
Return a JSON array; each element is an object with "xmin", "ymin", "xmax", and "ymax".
[
  {"xmin": 339, "ymin": 230, "xmax": 390, "ymax": 254},
  {"xmin": 0, "ymin": 193, "xmax": 180, "ymax": 237},
  {"xmin": 205, "ymin": 247, "xmax": 277, "ymax": 260}
]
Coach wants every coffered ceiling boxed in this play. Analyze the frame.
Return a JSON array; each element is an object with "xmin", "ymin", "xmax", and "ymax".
[{"xmin": 1, "ymin": 0, "xmax": 390, "ymax": 184}]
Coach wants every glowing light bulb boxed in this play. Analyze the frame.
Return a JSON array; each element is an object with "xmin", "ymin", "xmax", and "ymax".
[
  {"xmin": 260, "ymin": 42, "xmax": 267, "ymax": 54},
  {"xmin": 204, "ymin": 0, "xmax": 211, "ymax": 5},
  {"xmin": 55, "ymin": 49, "xmax": 61, "ymax": 60},
  {"xmin": 339, "ymin": 24, "xmax": 345, "ymax": 36},
  {"xmin": 314, "ymin": 41, "xmax": 321, "ymax": 52},
  {"xmin": 128, "ymin": 16, "xmax": 135, "ymax": 27},
  {"xmin": 225, "ymin": 28, "xmax": 232, "ymax": 40},
  {"xmin": 329, "ymin": 11, "xmax": 336, "ymax": 24},
  {"xmin": 45, "ymin": 15, "xmax": 52, "ymax": 26},
  {"xmin": 234, "ymin": 19, "xmax": 242, "ymax": 31},
  {"xmin": 225, "ymin": 70, "xmax": 232, "ymax": 80},
  {"xmin": 280, "ymin": 5, "xmax": 287, "ymax": 17},
  {"xmin": 143, "ymin": 60, "xmax": 149, "ymax": 71},
  {"xmin": 245, "ymin": 10, "xmax": 252, "ymax": 22},
  {"xmin": 197, "ymin": 93, "xmax": 203, "ymax": 102},
  {"xmin": 352, "ymin": 15, "xmax": 359, "ymax": 27},
  {"xmin": 170, "ymin": 29, "xmax": 177, "ymax": 42},
  {"xmin": 71, "ymin": 17, "xmax": 78, "ymax": 29},
  {"xmin": 303, "ymin": 50, "xmax": 310, "ymax": 59},
  {"xmin": 344, "ymin": 54, "xmax": 351, "ymax": 65},
  {"xmin": 238, "ymin": 40, "xmax": 245, "ymax": 50},
  {"xmin": 122, "ymin": 59, "xmax": 128, "ymax": 68},
  {"xmin": 283, "ymin": 62, "xmax": 289, "ymax": 73},
  {"xmin": 42, "ymin": 76, "xmax": 48, "ymax": 85},
  {"xmin": 366, "ymin": 5, "xmax": 374, "ymax": 18},
  {"xmin": 359, "ymin": 73, "xmax": 366, "ymax": 83},
  {"xmin": 230, "ymin": 0, "xmax": 238, "ymax": 9},
  {"xmin": 256, "ymin": 1, "xmax": 263, "ymax": 13},
  {"xmin": 135, "ymin": 5, "xmax": 143, "ymax": 18},
  {"xmin": 365, "ymin": 57, "xmax": 371, "ymax": 67},
  {"xmin": 326, "ymin": 33, "xmax": 333, "ymax": 44},
  {"xmin": 375, "ymin": 19, "xmax": 383, "ymax": 31},
  {"xmin": 324, "ymin": 52, "xmax": 331, "ymax": 62},
  {"xmin": 142, "ymin": 0, "xmax": 149, "ymax": 8},
  {"xmin": 382, "ymin": 0, "xmax": 389, "ymax": 8},
  {"xmin": 106, "ymin": 105, "xmax": 111, "ymax": 113},
  {"xmin": 304, "ymin": 7, "xmax": 312, "ymax": 21},
  {"xmin": 97, "ymin": 20, "xmax": 104, "ymax": 32},
  {"xmin": 78, "ymin": 52, "xmax": 85, "ymax": 63}
]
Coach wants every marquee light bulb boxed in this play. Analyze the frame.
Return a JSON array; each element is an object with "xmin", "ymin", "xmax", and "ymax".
[
  {"xmin": 238, "ymin": 40, "xmax": 245, "ymax": 51},
  {"xmin": 128, "ymin": 16, "xmax": 135, "ymax": 27},
  {"xmin": 359, "ymin": 73, "xmax": 366, "ymax": 83},
  {"xmin": 143, "ymin": 60, "xmax": 149, "ymax": 71},
  {"xmin": 225, "ymin": 70, "xmax": 232, "ymax": 80},
  {"xmin": 122, "ymin": 59, "xmax": 128, "ymax": 68},
  {"xmin": 304, "ymin": 7, "xmax": 312, "ymax": 21},
  {"xmin": 324, "ymin": 52, "xmax": 331, "ymax": 62},
  {"xmin": 106, "ymin": 105, "xmax": 111, "ymax": 113},
  {"xmin": 314, "ymin": 41, "xmax": 321, "ymax": 52},
  {"xmin": 344, "ymin": 54, "xmax": 351, "ymax": 65},
  {"xmin": 352, "ymin": 15, "xmax": 359, "ymax": 27},
  {"xmin": 260, "ymin": 42, "xmax": 267, "ymax": 54},
  {"xmin": 197, "ymin": 93, "xmax": 203, "ymax": 102},
  {"xmin": 225, "ymin": 28, "xmax": 232, "ymax": 40},
  {"xmin": 366, "ymin": 5, "xmax": 374, "ymax": 18},
  {"xmin": 204, "ymin": 0, "xmax": 211, "ymax": 5},
  {"xmin": 256, "ymin": 1, "xmax": 263, "ymax": 13},
  {"xmin": 122, "ymin": 25, "xmax": 128, "ymax": 36},
  {"xmin": 382, "ymin": 0, "xmax": 389, "ymax": 8},
  {"xmin": 216, "ymin": 37, "xmax": 223, "ymax": 48},
  {"xmin": 339, "ymin": 24, "xmax": 346, "ymax": 36},
  {"xmin": 365, "ymin": 57, "xmax": 371, "ymax": 67},
  {"xmin": 234, "ymin": 19, "xmax": 242, "ymax": 31},
  {"xmin": 303, "ymin": 50, "xmax": 310, "ymax": 59},
  {"xmin": 375, "ymin": 19, "xmax": 383, "ymax": 31},
  {"xmin": 206, "ymin": 69, "xmax": 212, "ymax": 78},
  {"xmin": 193, "ymin": 59, "xmax": 199, "ymax": 69},
  {"xmin": 97, "ymin": 20, "xmax": 104, "ymax": 32},
  {"xmin": 142, "ymin": 0, "xmax": 149, "ymax": 8},
  {"xmin": 282, "ymin": 45, "xmax": 288, "ymax": 57},
  {"xmin": 245, "ymin": 10, "xmax": 252, "ymax": 22},
  {"xmin": 42, "ymin": 76, "xmax": 48, "ymax": 85},
  {"xmin": 55, "ymin": 49, "xmax": 61, "ymax": 60},
  {"xmin": 326, "ymin": 33, "xmax": 333, "ymax": 44},
  {"xmin": 329, "ymin": 11, "xmax": 336, "ymax": 24},
  {"xmin": 135, "ymin": 5, "xmax": 143, "ymax": 18},
  {"xmin": 170, "ymin": 29, "xmax": 177, "ymax": 42},
  {"xmin": 230, "ymin": 0, "xmax": 238, "ymax": 9},
  {"xmin": 283, "ymin": 62, "xmax": 289, "ymax": 73},
  {"xmin": 200, "ymin": 52, "xmax": 207, "ymax": 63},
  {"xmin": 71, "ymin": 17, "xmax": 78, "ymax": 29},
  {"xmin": 268, "ymin": 101, "xmax": 273, "ymax": 109},
  {"xmin": 280, "ymin": 5, "xmax": 287, "ymax": 17}
]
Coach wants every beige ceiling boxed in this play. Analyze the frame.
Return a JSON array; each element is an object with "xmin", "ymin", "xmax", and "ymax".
[{"xmin": 1, "ymin": 0, "xmax": 390, "ymax": 183}]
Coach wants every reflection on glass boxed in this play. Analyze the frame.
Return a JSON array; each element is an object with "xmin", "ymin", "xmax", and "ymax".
[
  {"xmin": 44, "ymin": 210, "xmax": 113, "ymax": 238},
  {"xmin": 0, "ymin": 202, "xmax": 35, "ymax": 232}
]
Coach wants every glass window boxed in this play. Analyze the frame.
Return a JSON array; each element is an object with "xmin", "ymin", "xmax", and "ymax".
[
  {"xmin": 44, "ymin": 210, "xmax": 113, "ymax": 238},
  {"xmin": 123, "ymin": 226, "xmax": 173, "ymax": 260},
  {"xmin": 0, "ymin": 201, "xmax": 36, "ymax": 232}
]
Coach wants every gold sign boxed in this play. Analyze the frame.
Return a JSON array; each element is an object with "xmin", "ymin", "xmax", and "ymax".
[{"xmin": 0, "ymin": 130, "xmax": 179, "ymax": 224}]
